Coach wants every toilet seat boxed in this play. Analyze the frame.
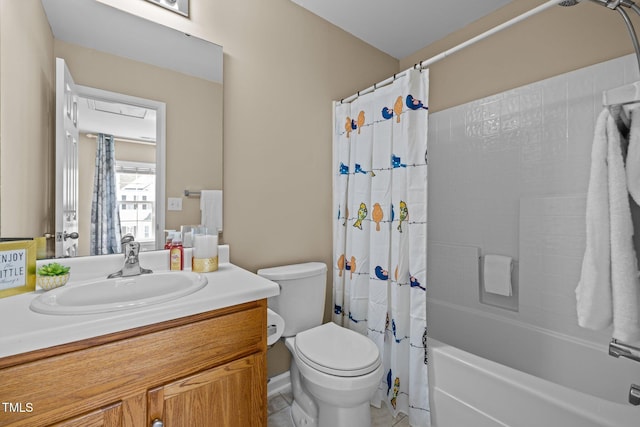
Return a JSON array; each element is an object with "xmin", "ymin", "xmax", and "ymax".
[{"xmin": 294, "ymin": 322, "xmax": 381, "ymax": 377}]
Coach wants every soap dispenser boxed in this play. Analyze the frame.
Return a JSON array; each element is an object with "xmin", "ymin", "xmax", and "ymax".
[{"xmin": 169, "ymin": 232, "xmax": 184, "ymax": 270}]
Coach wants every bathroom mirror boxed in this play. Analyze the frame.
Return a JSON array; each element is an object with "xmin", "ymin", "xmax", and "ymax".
[{"xmin": 0, "ymin": 0, "xmax": 223, "ymax": 258}]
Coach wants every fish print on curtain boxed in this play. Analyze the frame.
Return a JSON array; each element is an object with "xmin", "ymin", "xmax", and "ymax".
[{"xmin": 332, "ymin": 69, "xmax": 430, "ymax": 426}]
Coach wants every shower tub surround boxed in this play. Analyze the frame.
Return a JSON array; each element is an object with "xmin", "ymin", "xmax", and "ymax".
[{"xmin": 427, "ymin": 52, "xmax": 640, "ymax": 425}]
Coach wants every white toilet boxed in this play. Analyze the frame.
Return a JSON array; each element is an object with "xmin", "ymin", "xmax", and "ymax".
[{"xmin": 258, "ymin": 262, "xmax": 383, "ymax": 427}]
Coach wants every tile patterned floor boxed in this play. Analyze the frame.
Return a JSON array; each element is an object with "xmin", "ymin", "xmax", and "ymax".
[{"xmin": 267, "ymin": 391, "xmax": 410, "ymax": 427}]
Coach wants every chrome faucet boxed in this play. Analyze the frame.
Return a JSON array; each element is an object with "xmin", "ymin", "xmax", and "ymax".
[
  {"xmin": 608, "ymin": 339, "xmax": 640, "ymax": 363},
  {"xmin": 107, "ymin": 234, "xmax": 153, "ymax": 278}
]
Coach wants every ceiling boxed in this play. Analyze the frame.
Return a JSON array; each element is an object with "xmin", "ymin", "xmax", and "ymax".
[
  {"xmin": 77, "ymin": 97, "xmax": 157, "ymax": 142},
  {"xmin": 41, "ymin": 0, "xmax": 223, "ymax": 83},
  {"xmin": 290, "ymin": 0, "xmax": 514, "ymax": 59}
]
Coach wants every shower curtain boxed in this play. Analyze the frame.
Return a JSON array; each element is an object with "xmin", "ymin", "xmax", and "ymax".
[
  {"xmin": 90, "ymin": 133, "xmax": 122, "ymax": 255},
  {"xmin": 332, "ymin": 69, "xmax": 430, "ymax": 426}
]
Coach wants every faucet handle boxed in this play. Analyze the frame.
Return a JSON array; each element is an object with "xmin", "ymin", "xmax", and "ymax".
[
  {"xmin": 122, "ymin": 234, "xmax": 137, "ymax": 257},
  {"xmin": 121, "ymin": 234, "xmax": 135, "ymax": 244}
]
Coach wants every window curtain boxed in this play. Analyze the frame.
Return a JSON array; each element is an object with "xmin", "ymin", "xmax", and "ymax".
[
  {"xmin": 90, "ymin": 133, "xmax": 122, "ymax": 255},
  {"xmin": 332, "ymin": 69, "xmax": 430, "ymax": 426}
]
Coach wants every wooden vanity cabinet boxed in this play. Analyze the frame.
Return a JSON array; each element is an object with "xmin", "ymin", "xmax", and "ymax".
[
  {"xmin": 52, "ymin": 402, "xmax": 125, "ymax": 427},
  {"xmin": 0, "ymin": 300, "xmax": 267, "ymax": 427},
  {"xmin": 147, "ymin": 353, "xmax": 263, "ymax": 426}
]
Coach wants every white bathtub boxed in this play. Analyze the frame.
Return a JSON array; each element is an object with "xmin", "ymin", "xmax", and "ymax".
[
  {"xmin": 428, "ymin": 339, "xmax": 639, "ymax": 426},
  {"xmin": 427, "ymin": 300, "xmax": 640, "ymax": 426}
]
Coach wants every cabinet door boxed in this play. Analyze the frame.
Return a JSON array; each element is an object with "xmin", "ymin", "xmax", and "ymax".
[
  {"xmin": 148, "ymin": 353, "xmax": 266, "ymax": 427},
  {"xmin": 51, "ymin": 402, "xmax": 122, "ymax": 427}
]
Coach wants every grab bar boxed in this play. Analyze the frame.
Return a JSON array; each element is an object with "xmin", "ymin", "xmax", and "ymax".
[{"xmin": 609, "ymin": 339, "xmax": 640, "ymax": 363}]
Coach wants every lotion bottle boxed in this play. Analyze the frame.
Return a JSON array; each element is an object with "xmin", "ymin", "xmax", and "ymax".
[{"xmin": 169, "ymin": 233, "xmax": 184, "ymax": 270}]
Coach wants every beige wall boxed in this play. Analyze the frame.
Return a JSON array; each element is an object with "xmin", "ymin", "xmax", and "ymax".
[{"xmin": 0, "ymin": 0, "xmax": 54, "ymax": 237}]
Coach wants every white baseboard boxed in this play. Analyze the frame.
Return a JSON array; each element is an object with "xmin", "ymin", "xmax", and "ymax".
[{"xmin": 267, "ymin": 371, "xmax": 291, "ymax": 397}]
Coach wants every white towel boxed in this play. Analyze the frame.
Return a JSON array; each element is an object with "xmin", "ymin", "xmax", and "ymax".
[
  {"xmin": 200, "ymin": 190, "xmax": 223, "ymax": 234},
  {"xmin": 483, "ymin": 255, "xmax": 513, "ymax": 296},
  {"xmin": 576, "ymin": 109, "xmax": 640, "ymax": 343},
  {"xmin": 576, "ymin": 109, "xmax": 613, "ymax": 330}
]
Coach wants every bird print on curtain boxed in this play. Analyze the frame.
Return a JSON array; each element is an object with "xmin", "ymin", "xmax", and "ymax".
[{"xmin": 332, "ymin": 69, "xmax": 430, "ymax": 426}]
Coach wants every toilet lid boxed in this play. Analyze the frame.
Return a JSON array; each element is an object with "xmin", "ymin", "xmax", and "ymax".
[{"xmin": 294, "ymin": 322, "xmax": 381, "ymax": 377}]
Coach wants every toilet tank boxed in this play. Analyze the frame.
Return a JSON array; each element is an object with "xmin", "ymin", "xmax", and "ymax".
[{"xmin": 257, "ymin": 262, "xmax": 327, "ymax": 337}]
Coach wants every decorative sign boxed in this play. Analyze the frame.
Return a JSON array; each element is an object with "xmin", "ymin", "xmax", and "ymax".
[{"xmin": 0, "ymin": 240, "xmax": 36, "ymax": 298}]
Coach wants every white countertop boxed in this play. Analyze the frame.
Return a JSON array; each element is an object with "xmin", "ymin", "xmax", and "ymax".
[{"xmin": 0, "ymin": 246, "xmax": 279, "ymax": 359}]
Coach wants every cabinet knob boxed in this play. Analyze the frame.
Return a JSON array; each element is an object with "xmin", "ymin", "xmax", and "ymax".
[{"xmin": 151, "ymin": 419, "xmax": 164, "ymax": 427}]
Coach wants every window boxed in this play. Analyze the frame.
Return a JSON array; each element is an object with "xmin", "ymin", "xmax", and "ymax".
[{"xmin": 115, "ymin": 161, "xmax": 155, "ymax": 247}]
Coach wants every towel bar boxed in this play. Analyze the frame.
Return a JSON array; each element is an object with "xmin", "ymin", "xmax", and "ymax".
[
  {"xmin": 609, "ymin": 339, "xmax": 640, "ymax": 363},
  {"xmin": 184, "ymin": 190, "xmax": 201, "ymax": 197}
]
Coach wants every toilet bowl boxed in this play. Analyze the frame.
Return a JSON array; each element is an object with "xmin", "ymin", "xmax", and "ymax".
[
  {"xmin": 258, "ymin": 262, "xmax": 384, "ymax": 427},
  {"xmin": 285, "ymin": 323, "xmax": 383, "ymax": 427}
]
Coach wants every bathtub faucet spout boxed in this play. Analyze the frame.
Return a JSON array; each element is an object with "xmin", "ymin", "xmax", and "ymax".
[
  {"xmin": 608, "ymin": 340, "xmax": 640, "ymax": 363},
  {"xmin": 630, "ymin": 384, "xmax": 640, "ymax": 406}
]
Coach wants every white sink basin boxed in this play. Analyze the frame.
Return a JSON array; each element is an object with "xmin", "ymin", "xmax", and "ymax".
[{"xmin": 30, "ymin": 271, "xmax": 208, "ymax": 315}]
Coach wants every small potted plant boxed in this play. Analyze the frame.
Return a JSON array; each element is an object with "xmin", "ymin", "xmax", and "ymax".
[{"xmin": 36, "ymin": 262, "xmax": 71, "ymax": 290}]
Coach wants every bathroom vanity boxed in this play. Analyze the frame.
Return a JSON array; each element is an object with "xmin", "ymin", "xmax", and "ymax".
[{"xmin": 0, "ymin": 249, "xmax": 279, "ymax": 427}]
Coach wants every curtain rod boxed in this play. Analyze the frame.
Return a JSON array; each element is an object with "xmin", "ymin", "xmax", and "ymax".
[
  {"xmin": 341, "ymin": 0, "xmax": 565, "ymax": 104},
  {"xmin": 85, "ymin": 133, "xmax": 156, "ymax": 145}
]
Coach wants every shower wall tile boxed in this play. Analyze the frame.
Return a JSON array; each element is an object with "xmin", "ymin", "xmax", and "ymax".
[
  {"xmin": 623, "ymin": 54, "xmax": 640, "ymax": 83},
  {"xmin": 428, "ymin": 243, "xmax": 480, "ymax": 308},
  {"xmin": 427, "ymin": 54, "xmax": 637, "ymax": 347}
]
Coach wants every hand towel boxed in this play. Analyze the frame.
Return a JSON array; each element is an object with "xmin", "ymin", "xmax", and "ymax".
[
  {"xmin": 200, "ymin": 190, "xmax": 223, "ymax": 234},
  {"xmin": 607, "ymin": 109, "xmax": 640, "ymax": 343},
  {"xmin": 483, "ymin": 255, "xmax": 513, "ymax": 296},
  {"xmin": 576, "ymin": 109, "xmax": 613, "ymax": 330},
  {"xmin": 576, "ymin": 109, "xmax": 640, "ymax": 343}
]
